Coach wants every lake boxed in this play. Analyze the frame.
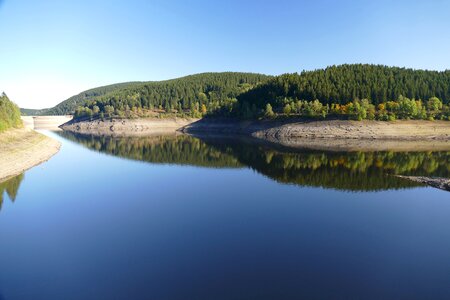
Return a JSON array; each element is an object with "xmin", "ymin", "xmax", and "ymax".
[{"xmin": 1, "ymin": 131, "xmax": 450, "ymax": 300}]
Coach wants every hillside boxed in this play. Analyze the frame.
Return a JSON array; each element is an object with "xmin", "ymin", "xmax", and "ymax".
[
  {"xmin": 239, "ymin": 64, "xmax": 450, "ymax": 106},
  {"xmin": 22, "ymin": 82, "xmax": 142, "ymax": 116},
  {"xmin": 72, "ymin": 72, "xmax": 271, "ymax": 119},
  {"xmin": 0, "ymin": 92, "xmax": 22, "ymax": 132},
  {"xmin": 69, "ymin": 65, "xmax": 450, "ymax": 122},
  {"xmin": 235, "ymin": 64, "xmax": 450, "ymax": 120},
  {"xmin": 25, "ymin": 72, "xmax": 270, "ymax": 118},
  {"xmin": 20, "ymin": 108, "xmax": 48, "ymax": 116}
]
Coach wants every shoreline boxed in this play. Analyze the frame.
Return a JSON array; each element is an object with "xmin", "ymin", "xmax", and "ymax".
[
  {"xmin": 61, "ymin": 117, "xmax": 450, "ymax": 140},
  {"xmin": 60, "ymin": 117, "xmax": 199, "ymax": 136},
  {"xmin": 60, "ymin": 117, "xmax": 450, "ymax": 151},
  {"xmin": 182, "ymin": 118, "xmax": 450, "ymax": 140},
  {"xmin": 0, "ymin": 128, "xmax": 61, "ymax": 182}
]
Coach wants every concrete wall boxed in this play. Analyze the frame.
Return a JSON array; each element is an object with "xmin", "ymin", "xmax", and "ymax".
[{"xmin": 21, "ymin": 116, "xmax": 73, "ymax": 130}]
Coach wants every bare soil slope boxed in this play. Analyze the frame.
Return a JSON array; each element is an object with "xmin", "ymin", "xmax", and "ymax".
[{"xmin": 0, "ymin": 128, "xmax": 61, "ymax": 181}]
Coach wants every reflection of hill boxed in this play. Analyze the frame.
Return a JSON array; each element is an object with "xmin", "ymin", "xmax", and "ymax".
[
  {"xmin": 202, "ymin": 138, "xmax": 450, "ymax": 191},
  {"xmin": 0, "ymin": 174, "xmax": 24, "ymax": 211},
  {"xmin": 58, "ymin": 131, "xmax": 450, "ymax": 192},
  {"xmin": 57, "ymin": 132, "xmax": 243, "ymax": 169}
]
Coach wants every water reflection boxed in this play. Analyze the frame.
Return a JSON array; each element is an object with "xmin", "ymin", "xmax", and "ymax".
[
  {"xmin": 57, "ymin": 131, "xmax": 450, "ymax": 192},
  {"xmin": 58, "ymin": 132, "xmax": 242, "ymax": 168},
  {"xmin": 0, "ymin": 174, "xmax": 24, "ymax": 211}
]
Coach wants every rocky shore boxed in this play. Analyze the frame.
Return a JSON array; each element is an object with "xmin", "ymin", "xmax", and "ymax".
[
  {"xmin": 60, "ymin": 118, "xmax": 450, "ymax": 151},
  {"xmin": 60, "ymin": 117, "xmax": 199, "ymax": 136}
]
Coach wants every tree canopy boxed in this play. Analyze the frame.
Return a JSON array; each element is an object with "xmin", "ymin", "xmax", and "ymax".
[
  {"xmin": 238, "ymin": 64, "xmax": 450, "ymax": 106},
  {"xmin": 29, "ymin": 65, "xmax": 450, "ymax": 121},
  {"xmin": 234, "ymin": 64, "xmax": 450, "ymax": 120},
  {"xmin": 0, "ymin": 92, "xmax": 22, "ymax": 132},
  {"xmin": 72, "ymin": 72, "xmax": 270, "ymax": 119}
]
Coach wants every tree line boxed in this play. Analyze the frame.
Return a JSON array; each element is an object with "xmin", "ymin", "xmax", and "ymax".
[
  {"xmin": 72, "ymin": 72, "xmax": 270, "ymax": 119},
  {"xmin": 235, "ymin": 64, "xmax": 450, "ymax": 120},
  {"xmin": 68, "ymin": 65, "xmax": 450, "ymax": 121},
  {"xmin": 0, "ymin": 92, "xmax": 22, "ymax": 132},
  {"xmin": 258, "ymin": 95, "xmax": 449, "ymax": 121}
]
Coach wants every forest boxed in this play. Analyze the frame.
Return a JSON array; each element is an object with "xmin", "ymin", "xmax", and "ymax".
[
  {"xmin": 0, "ymin": 92, "xmax": 22, "ymax": 132},
  {"xmin": 72, "ymin": 72, "xmax": 270, "ymax": 120},
  {"xmin": 235, "ymin": 64, "xmax": 450, "ymax": 120},
  {"xmin": 69, "ymin": 65, "xmax": 450, "ymax": 121},
  {"xmin": 21, "ymin": 81, "xmax": 143, "ymax": 116}
]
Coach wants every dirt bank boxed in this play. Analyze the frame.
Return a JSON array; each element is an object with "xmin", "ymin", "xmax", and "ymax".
[
  {"xmin": 182, "ymin": 119, "xmax": 450, "ymax": 151},
  {"xmin": 183, "ymin": 119, "xmax": 450, "ymax": 139},
  {"xmin": 61, "ymin": 117, "xmax": 450, "ymax": 151},
  {"xmin": 0, "ymin": 128, "xmax": 61, "ymax": 181},
  {"xmin": 60, "ymin": 117, "xmax": 199, "ymax": 136}
]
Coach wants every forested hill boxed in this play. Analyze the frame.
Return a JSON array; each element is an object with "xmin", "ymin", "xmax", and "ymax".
[
  {"xmin": 20, "ymin": 108, "xmax": 49, "ymax": 116},
  {"xmin": 238, "ymin": 64, "xmax": 450, "ymax": 107},
  {"xmin": 22, "ymin": 82, "xmax": 142, "ymax": 116},
  {"xmin": 0, "ymin": 92, "xmax": 22, "ymax": 132},
  {"xmin": 73, "ymin": 72, "xmax": 271, "ymax": 119},
  {"xmin": 234, "ymin": 64, "xmax": 450, "ymax": 120},
  {"xmin": 30, "ymin": 65, "xmax": 450, "ymax": 121}
]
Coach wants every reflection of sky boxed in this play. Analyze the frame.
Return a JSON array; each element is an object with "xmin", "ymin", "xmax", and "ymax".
[{"xmin": 0, "ymin": 131, "xmax": 449, "ymax": 299}]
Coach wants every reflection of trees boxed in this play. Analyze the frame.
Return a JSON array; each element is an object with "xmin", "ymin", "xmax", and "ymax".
[
  {"xmin": 58, "ymin": 131, "xmax": 450, "ymax": 192},
  {"xmin": 206, "ymin": 139, "xmax": 450, "ymax": 191},
  {"xmin": 0, "ymin": 174, "xmax": 24, "ymax": 211},
  {"xmin": 57, "ymin": 132, "xmax": 242, "ymax": 169}
]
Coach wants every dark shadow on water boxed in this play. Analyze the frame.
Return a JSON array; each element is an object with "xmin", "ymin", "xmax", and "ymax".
[{"xmin": 56, "ymin": 131, "xmax": 450, "ymax": 192}]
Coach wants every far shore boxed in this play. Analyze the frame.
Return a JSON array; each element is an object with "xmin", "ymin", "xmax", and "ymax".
[
  {"xmin": 60, "ymin": 117, "xmax": 450, "ymax": 151},
  {"xmin": 0, "ymin": 128, "xmax": 61, "ymax": 182},
  {"xmin": 182, "ymin": 118, "xmax": 450, "ymax": 139},
  {"xmin": 60, "ymin": 117, "xmax": 199, "ymax": 136}
]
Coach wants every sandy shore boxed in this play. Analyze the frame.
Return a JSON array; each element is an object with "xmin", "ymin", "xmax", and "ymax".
[
  {"xmin": 0, "ymin": 128, "xmax": 61, "ymax": 181},
  {"xmin": 60, "ymin": 117, "xmax": 199, "ymax": 136}
]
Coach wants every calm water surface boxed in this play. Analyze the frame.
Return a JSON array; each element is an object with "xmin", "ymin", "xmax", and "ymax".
[{"xmin": 1, "ymin": 131, "xmax": 450, "ymax": 300}]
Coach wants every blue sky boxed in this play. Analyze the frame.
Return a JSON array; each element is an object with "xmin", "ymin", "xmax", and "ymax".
[{"xmin": 1, "ymin": 0, "xmax": 450, "ymax": 108}]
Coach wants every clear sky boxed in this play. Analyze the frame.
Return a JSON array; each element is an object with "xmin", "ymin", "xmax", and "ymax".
[{"xmin": 1, "ymin": 0, "xmax": 450, "ymax": 109}]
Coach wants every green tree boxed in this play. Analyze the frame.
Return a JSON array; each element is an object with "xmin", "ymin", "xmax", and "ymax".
[
  {"xmin": 92, "ymin": 105, "xmax": 100, "ymax": 115},
  {"xmin": 427, "ymin": 97, "xmax": 443, "ymax": 120},
  {"xmin": 201, "ymin": 104, "xmax": 207, "ymax": 114},
  {"xmin": 0, "ymin": 93, "xmax": 22, "ymax": 132},
  {"xmin": 283, "ymin": 104, "xmax": 292, "ymax": 115},
  {"xmin": 104, "ymin": 105, "xmax": 115, "ymax": 117},
  {"xmin": 264, "ymin": 103, "xmax": 275, "ymax": 118}
]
